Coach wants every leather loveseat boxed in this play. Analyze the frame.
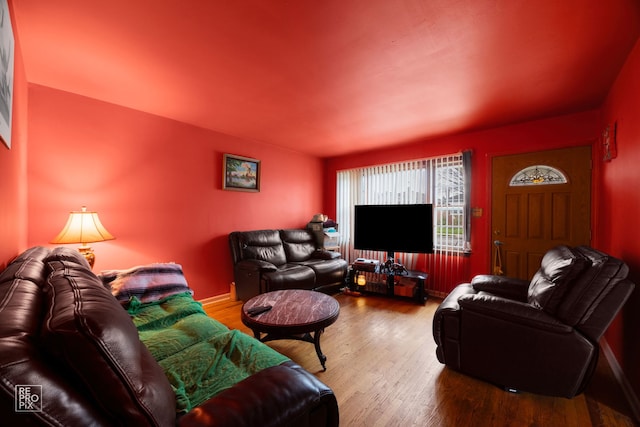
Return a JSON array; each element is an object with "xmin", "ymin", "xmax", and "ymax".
[
  {"xmin": 0, "ymin": 246, "xmax": 339, "ymax": 426},
  {"xmin": 433, "ymin": 245, "xmax": 635, "ymax": 398},
  {"xmin": 229, "ymin": 229, "xmax": 348, "ymax": 301}
]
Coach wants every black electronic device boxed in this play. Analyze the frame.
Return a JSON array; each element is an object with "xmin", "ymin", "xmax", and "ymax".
[
  {"xmin": 354, "ymin": 204, "xmax": 434, "ymax": 264},
  {"xmin": 353, "ymin": 258, "xmax": 380, "ymax": 272}
]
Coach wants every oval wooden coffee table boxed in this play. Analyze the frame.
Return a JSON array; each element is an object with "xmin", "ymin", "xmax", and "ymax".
[{"xmin": 241, "ymin": 289, "xmax": 340, "ymax": 371}]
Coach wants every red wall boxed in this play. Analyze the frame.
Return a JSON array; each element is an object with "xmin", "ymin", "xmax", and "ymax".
[
  {"xmin": 599, "ymin": 37, "xmax": 640, "ymax": 400},
  {"xmin": 0, "ymin": 2, "xmax": 28, "ymax": 267},
  {"xmin": 324, "ymin": 110, "xmax": 600, "ymax": 283},
  {"xmin": 2, "ymin": 1, "xmax": 637, "ymax": 404},
  {"xmin": 25, "ymin": 85, "xmax": 324, "ymax": 299},
  {"xmin": 322, "ymin": 39, "xmax": 640, "ymax": 399}
]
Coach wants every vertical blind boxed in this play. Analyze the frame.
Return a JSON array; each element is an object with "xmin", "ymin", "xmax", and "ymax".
[{"xmin": 336, "ymin": 152, "xmax": 471, "ymax": 295}]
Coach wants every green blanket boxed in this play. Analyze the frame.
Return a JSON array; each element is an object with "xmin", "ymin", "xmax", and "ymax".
[{"xmin": 127, "ymin": 293, "xmax": 289, "ymax": 414}]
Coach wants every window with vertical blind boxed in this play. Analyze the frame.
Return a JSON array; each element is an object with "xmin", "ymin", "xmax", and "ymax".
[{"xmin": 336, "ymin": 152, "xmax": 471, "ymax": 270}]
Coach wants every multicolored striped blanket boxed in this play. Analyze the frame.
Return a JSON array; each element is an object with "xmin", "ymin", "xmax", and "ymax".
[{"xmin": 101, "ymin": 263, "xmax": 193, "ymax": 304}]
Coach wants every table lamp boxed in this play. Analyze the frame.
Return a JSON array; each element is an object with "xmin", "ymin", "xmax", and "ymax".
[
  {"xmin": 357, "ymin": 273, "xmax": 366, "ymax": 286},
  {"xmin": 50, "ymin": 206, "xmax": 115, "ymax": 268}
]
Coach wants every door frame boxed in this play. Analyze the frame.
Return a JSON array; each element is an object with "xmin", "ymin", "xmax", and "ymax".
[{"xmin": 488, "ymin": 145, "xmax": 594, "ymax": 277}]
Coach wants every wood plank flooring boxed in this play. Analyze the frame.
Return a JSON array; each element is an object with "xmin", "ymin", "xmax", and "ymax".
[{"xmin": 203, "ymin": 292, "xmax": 637, "ymax": 426}]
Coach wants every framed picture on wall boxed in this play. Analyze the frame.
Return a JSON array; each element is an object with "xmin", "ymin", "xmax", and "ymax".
[
  {"xmin": 602, "ymin": 122, "xmax": 618, "ymax": 162},
  {"xmin": 223, "ymin": 153, "xmax": 261, "ymax": 192},
  {"xmin": 0, "ymin": 0, "xmax": 14, "ymax": 149}
]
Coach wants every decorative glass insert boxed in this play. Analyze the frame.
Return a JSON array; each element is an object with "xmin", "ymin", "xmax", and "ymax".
[{"xmin": 509, "ymin": 165, "xmax": 567, "ymax": 186}]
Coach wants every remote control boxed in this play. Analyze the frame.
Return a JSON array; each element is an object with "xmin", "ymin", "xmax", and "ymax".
[{"xmin": 247, "ymin": 305, "xmax": 272, "ymax": 316}]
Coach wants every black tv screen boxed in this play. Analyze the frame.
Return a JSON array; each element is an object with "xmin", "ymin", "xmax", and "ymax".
[{"xmin": 354, "ymin": 204, "xmax": 434, "ymax": 256}]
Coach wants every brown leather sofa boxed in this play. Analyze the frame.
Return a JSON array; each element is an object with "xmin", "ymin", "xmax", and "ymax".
[
  {"xmin": 0, "ymin": 246, "xmax": 339, "ymax": 426},
  {"xmin": 433, "ymin": 245, "xmax": 635, "ymax": 398},
  {"xmin": 229, "ymin": 229, "xmax": 348, "ymax": 301}
]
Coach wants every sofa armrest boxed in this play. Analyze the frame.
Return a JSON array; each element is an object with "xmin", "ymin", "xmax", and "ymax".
[
  {"xmin": 432, "ymin": 283, "xmax": 478, "ymax": 365},
  {"xmin": 236, "ymin": 259, "xmax": 278, "ymax": 273},
  {"xmin": 470, "ymin": 274, "xmax": 529, "ymax": 302},
  {"xmin": 311, "ymin": 250, "xmax": 341, "ymax": 260},
  {"xmin": 456, "ymin": 293, "xmax": 596, "ymax": 397},
  {"xmin": 458, "ymin": 293, "xmax": 571, "ymax": 334},
  {"xmin": 178, "ymin": 362, "xmax": 339, "ymax": 427},
  {"xmin": 234, "ymin": 260, "xmax": 278, "ymax": 301}
]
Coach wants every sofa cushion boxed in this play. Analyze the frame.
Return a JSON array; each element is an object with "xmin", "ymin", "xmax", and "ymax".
[
  {"xmin": 240, "ymin": 230, "xmax": 288, "ymax": 266},
  {"xmin": 556, "ymin": 246, "xmax": 629, "ymax": 327},
  {"xmin": 280, "ymin": 229, "xmax": 317, "ymax": 262},
  {"xmin": 295, "ymin": 258, "xmax": 348, "ymax": 287},
  {"xmin": 527, "ymin": 245, "xmax": 589, "ymax": 313},
  {"xmin": 100, "ymin": 263, "xmax": 193, "ymax": 304},
  {"xmin": 41, "ymin": 247, "xmax": 176, "ymax": 426},
  {"xmin": 0, "ymin": 247, "xmax": 50, "ymax": 286},
  {"xmin": 0, "ymin": 247, "xmax": 115, "ymax": 426},
  {"xmin": 264, "ymin": 264, "xmax": 316, "ymax": 291}
]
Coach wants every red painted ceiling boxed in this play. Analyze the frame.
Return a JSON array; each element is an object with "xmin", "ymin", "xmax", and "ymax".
[{"xmin": 11, "ymin": 0, "xmax": 640, "ymax": 157}]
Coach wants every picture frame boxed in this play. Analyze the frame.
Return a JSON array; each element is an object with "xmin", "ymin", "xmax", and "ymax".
[
  {"xmin": 0, "ymin": 0, "xmax": 14, "ymax": 149},
  {"xmin": 223, "ymin": 153, "xmax": 261, "ymax": 192},
  {"xmin": 602, "ymin": 121, "xmax": 618, "ymax": 162}
]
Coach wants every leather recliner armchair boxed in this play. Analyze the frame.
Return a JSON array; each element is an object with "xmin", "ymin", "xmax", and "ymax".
[{"xmin": 432, "ymin": 245, "xmax": 635, "ymax": 398}]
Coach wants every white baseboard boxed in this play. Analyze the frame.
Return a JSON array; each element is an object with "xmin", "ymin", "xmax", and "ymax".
[
  {"xmin": 199, "ymin": 293, "xmax": 231, "ymax": 307},
  {"xmin": 601, "ymin": 338, "xmax": 640, "ymax": 422}
]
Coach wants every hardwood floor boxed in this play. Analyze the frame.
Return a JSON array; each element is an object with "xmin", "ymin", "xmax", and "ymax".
[{"xmin": 203, "ymin": 292, "xmax": 637, "ymax": 426}]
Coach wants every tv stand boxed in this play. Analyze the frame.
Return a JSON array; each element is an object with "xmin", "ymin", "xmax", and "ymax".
[{"xmin": 348, "ymin": 262, "xmax": 427, "ymax": 305}]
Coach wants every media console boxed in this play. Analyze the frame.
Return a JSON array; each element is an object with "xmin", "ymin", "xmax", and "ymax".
[{"xmin": 347, "ymin": 264, "xmax": 428, "ymax": 305}]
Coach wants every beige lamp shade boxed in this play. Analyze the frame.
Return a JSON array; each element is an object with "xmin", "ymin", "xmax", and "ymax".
[{"xmin": 51, "ymin": 206, "xmax": 115, "ymax": 245}]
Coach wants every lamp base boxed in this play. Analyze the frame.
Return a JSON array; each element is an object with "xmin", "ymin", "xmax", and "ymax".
[{"xmin": 78, "ymin": 246, "xmax": 95, "ymax": 269}]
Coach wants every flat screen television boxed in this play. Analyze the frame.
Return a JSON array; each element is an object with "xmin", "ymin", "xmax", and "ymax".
[{"xmin": 354, "ymin": 204, "xmax": 434, "ymax": 261}]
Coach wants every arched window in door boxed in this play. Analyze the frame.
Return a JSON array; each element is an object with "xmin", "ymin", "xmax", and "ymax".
[{"xmin": 509, "ymin": 165, "xmax": 568, "ymax": 186}]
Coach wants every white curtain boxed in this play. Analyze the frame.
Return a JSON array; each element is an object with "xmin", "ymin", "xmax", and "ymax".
[{"xmin": 336, "ymin": 152, "xmax": 471, "ymax": 293}]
